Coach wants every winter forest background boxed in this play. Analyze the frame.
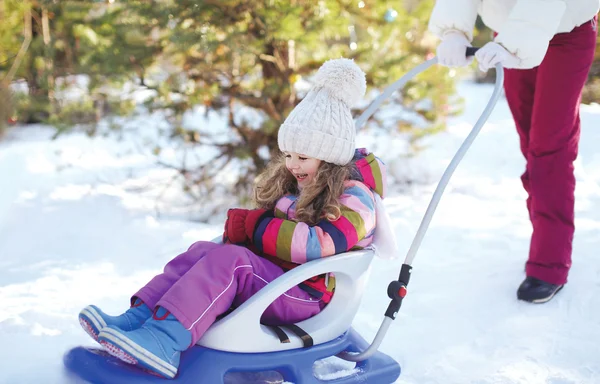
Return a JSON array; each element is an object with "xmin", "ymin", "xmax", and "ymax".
[
  {"xmin": 2, "ymin": 0, "xmax": 462, "ymax": 220},
  {"xmin": 3, "ymin": 0, "xmax": 597, "ymax": 219}
]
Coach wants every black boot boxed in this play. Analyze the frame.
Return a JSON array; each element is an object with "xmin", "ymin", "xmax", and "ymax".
[{"xmin": 517, "ymin": 276, "xmax": 564, "ymax": 303}]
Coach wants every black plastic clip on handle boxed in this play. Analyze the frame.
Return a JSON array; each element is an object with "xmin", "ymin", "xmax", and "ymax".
[{"xmin": 466, "ymin": 46, "xmax": 480, "ymax": 57}]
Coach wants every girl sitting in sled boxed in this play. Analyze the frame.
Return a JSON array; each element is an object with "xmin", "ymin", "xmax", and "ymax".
[{"xmin": 78, "ymin": 57, "xmax": 388, "ymax": 379}]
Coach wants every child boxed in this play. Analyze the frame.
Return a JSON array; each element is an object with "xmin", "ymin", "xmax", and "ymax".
[{"xmin": 78, "ymin": 58, "xmax": 387, "ymax": 379}]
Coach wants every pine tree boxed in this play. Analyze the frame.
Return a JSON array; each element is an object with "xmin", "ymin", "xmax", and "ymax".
[
  {"xmin": 3, "ymin": 1, "xmax": 460, "ymax": 215},
  {"xmin": 1, "ymin": 1, "xmax": 96, "ymax": 126},
  {"xmin": 76, "ymin": 0, "xmax": 456, "ymax": 211}
]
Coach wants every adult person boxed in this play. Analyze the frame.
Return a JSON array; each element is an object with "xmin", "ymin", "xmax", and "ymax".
[{"xmin": 428, "ymin": 0, "xmax": 599, "ymax": 303}]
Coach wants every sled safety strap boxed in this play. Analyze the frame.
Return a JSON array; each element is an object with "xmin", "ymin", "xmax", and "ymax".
[
  {"xmin": 284, "ymin": 324, "xmax": 314, "ymax": 348},
  {"xmin": 267, "ymin": 325, "xmax": 290, "ymax": 344}
]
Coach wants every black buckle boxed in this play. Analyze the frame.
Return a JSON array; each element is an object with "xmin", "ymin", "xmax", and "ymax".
[{"xmin": 385, "ymin": 264, "xmax": 412, "ymax": 319}]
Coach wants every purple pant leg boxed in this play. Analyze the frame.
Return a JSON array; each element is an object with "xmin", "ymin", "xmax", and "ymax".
[
  {"xmin": 155, "ymin": 244, "xmax": 322, "ymax": 344},
  {"xmin": 133, "ymin": 241, "xmax": 222, "ymax": 308}
]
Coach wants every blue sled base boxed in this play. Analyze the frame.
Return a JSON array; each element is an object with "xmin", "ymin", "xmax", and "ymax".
[{"xmin": 63, "ymin": 327, "xmax": 400, "ymax": 383}]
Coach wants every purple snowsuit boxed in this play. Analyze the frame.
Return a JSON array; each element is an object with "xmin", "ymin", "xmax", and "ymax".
[
  {"xmin": 132, "ymin": 241, "xmax": 323, "ymax": 344},
  {"xmin": 131, "ymin": 149, "xmax": 384, "ymax": 345}
]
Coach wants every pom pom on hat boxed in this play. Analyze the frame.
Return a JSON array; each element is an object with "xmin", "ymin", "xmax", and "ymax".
[{"xmin": 311, "ymin": 58, "xmax": 367, "ymax": 106}]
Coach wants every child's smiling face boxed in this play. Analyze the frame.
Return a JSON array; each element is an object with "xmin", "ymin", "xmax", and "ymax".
[{"xmin": 284, "ymin": 152, "xmax": 322, "ymax": 189}]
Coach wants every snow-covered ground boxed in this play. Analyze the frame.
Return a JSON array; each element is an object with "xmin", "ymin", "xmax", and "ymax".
[{"xmin": 1, "ymin": 79, "xmax": 600, "ymax": 384}]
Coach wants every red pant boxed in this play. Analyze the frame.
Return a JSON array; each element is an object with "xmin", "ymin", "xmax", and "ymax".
[{"xmin": 502, "ymin": 17, "xmax": 597, "ymax": 285}]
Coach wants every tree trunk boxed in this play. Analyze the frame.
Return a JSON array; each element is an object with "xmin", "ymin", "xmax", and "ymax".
[
  {"xmin": 1, "ymin": 3, "xmax": 32, "ymax": 88},
  {"xmin": 25, "ymin": 5, "xmax": 51, "ymax": 123},
  {"xmin": 42, "ymin": 7, "xmax": 55, "ymax": 109}
]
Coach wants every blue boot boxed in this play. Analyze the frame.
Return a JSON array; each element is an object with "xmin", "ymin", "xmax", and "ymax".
[
  {"xmin": 78, "ymin": 298, "xmax": 152, "ymax": 342},
  {"xmin": 97, "ymin": 307, "xmax": 192, "ymax": 379}
]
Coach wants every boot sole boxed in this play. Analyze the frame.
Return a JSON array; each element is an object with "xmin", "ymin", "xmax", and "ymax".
[
  {"xmin": 78, "ymin": 306, "xmax": 107, "ymax": 341},
  {"xmin": 79, "ymin": 317, "xmax": 99, "ymax": 341},
  {"xmin": 98, "ymin": 327, "xmax": 178, "ymax": 379},
  {"xmin": 99, "ymin": 340, "xmax": 139, "ymax": 365}
]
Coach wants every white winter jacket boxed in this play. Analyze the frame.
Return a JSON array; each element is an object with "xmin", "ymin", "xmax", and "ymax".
[{"xmin": 428, "ymin": 0, "xmax": 599, "ymax": 68}]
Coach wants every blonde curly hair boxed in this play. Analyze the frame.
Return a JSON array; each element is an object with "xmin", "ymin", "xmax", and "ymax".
[{"xmin": 253, "ymin": 154, "xmax": 355, "ymax": 225}]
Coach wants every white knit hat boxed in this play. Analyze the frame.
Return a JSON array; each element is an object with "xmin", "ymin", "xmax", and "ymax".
[{"xmin": 278, "ymin": 58, "xmax": 367, "ymax": 165}]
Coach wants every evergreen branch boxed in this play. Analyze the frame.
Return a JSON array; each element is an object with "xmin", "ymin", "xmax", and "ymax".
[
  {"xmin": 221, "ymin": 87, "xmax": 281, "ymax": 121},
  {"xmin": 156, "ymin": 160, "xmax": 190, "ymax": 176},
  {"xmin": 0, "ymin": 53, "xmax": 19, "ymax": 66},
  {"xmin": 227, "ymin": 96, "xmax": 247, "ymax": 142},
  {"xmin": 265, "ymin": 98, "xmax": 282, "ymax": 122},
  {"xmin": 258, "ymin": 53, "xmax": 285, "ymax": 72},
  {"xmin": 250, "ymin": 12, "xmax": 267, "ymax": 34},
  {"xmin": 139, "ymin": 82, "xmax": 187, "ymax": 97}
]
